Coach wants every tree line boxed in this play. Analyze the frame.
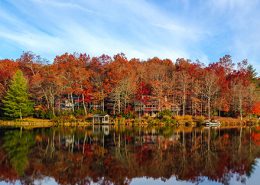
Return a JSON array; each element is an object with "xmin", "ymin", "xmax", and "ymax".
[{"xmin": 0, "ymin": 52, "xmax": 259, "ymax": 119}]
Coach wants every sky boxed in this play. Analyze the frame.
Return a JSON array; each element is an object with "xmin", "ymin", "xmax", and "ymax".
[{"xmin": 0, "ymin": 0, "xmax": 260, "ymax": 74}]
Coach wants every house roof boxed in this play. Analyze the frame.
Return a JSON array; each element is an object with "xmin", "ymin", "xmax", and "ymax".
[{"xmin": 93, "ymin": 114, "xmax": 109, "ymax": 117}]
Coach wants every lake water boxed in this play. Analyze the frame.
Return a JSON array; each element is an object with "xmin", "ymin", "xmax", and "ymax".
[{"xmin": 0, "ymin": 125, "xmax": 260, "ymax": 185}]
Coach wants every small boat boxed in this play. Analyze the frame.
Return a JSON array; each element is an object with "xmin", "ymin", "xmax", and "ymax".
[{"xmin": 203, "ymin": 120, "xmax": 221, "ymax": 127}]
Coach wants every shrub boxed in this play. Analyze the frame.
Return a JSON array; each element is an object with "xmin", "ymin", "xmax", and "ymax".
[
  {"xmin": 121, "ymin": 111, "xmax": 136, "ymax": 119},
  {"xmin": 158, "ymin": 110, "xmax": 173, "ymax": 118},
  {"xmin": 193, "ymin": 116, "xmax": 206, "ymax": 125},
  {"xmin": 52, "ymin": 114, "xmax": 77, "ymax": 124},
  {"xmin": 147, "ymin": 118, "xmax": 160, "ymax": 125},
  {"xmin": 162, "ymin": 115, "xmax": 173, "ymax": 124},
  {"xmin": 174, "ymin": 115, "xmax": 193, "ymax": 124},
  {"xmin": 34, "ymin": 108, "xmax": 54, "ymax": 119},
  {"xmin": 89, "ymin": 109, "xmax": 107, "ymax": 115},
  {"xmin": 74, "ymin": 108, "xmax": 86, "ymax": 117},
  {"xmin": 161, "ymin": 126, "xmax": 174, "ymax": 138}
]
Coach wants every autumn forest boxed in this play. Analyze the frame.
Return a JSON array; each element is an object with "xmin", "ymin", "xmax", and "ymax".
[{"xmin": 0, "ymin": 52, "xmax": 259, "ymax": 121}]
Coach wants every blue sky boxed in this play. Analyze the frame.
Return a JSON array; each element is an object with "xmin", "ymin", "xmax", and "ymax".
[{"xmin": 0, "ymin": 0, "xmax": 259, "ymax": 73}]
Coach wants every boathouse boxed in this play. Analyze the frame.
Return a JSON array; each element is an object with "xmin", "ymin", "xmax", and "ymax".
[{"xmin": 92, "ymin": 114, "xmax": 110, "ymax": 124}]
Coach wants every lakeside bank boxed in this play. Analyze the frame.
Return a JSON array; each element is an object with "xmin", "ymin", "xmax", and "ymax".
[{"xmin": 0, "ymin": 116, "xmax": 259, "ymax": 129}]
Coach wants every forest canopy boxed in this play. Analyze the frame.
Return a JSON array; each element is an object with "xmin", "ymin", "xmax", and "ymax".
[{"xmin": 0, "ymin": 52, "xmax": 259, "ymax": 119}]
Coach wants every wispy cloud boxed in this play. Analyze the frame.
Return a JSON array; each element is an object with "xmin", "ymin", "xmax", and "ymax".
[{"xmin": 0, "ymin": 0, "xmax": 259, "ymax": 73}]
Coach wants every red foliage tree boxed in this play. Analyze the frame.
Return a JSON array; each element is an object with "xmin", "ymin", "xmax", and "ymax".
[{"xmin": 252, "ymin": 102, "xmax": 260, "ymax": 116}]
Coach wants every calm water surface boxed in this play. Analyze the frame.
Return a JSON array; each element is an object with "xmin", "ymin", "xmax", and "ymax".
[{"xmin": 0, "ymin": 125, "xmax": 260, "ymax": 185}]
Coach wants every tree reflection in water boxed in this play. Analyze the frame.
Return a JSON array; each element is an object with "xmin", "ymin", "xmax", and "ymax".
[
  {"xmin": 2, "ymin": 128, "xmax": 34, "ymax": 176},
  {"xmin": 0, "ymin": 126, "xmax": 260, "ymax": 185}
]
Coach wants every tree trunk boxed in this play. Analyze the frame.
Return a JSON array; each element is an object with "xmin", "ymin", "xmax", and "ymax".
[
  {"xmin": 113, "ymin": 103, "xmax": 116, "ymax": 115},
  {"xmin": 50, "ymin": 93, "xmax": 55, "ymax": 117},
  {"xmin": 70, "ymin": 93, "xmax": 74, "ymax": 112},
  {"xmin": 102, "ymin": 90, "xmax": 105, "ymax": 112},
  {"xmin": 52, "ymin": 106, "xmax": 55, "ymax": 117},
  {"xmin": 208, "ymin": 128, "xmax": 211, "ymax": 151},
  {"xmin": 43, "ymin": 90, "xmax": 50, "ymax": 109},
  {"xmin": 124, "ymin": 97, "xmax": 127, "ymax": 113},
  {"xmin": 239, "ymin": 91, "xmax": 243, "ymax": 120},
  {"xmin": 182, "ymin": 90, "xmax": 186, "ymax": 116},
  {"xmin": 82, "ymin": 94, "xmax": 87, "ymax": 115},
  {"xmin": 208, "ymin": 97, "xmax": 211, "ymax": 120},
  {"xmin": 118, "ymin": 95, "xmax": 121, "ymax": 114},
  {"xmin": 19, "ymin": 109, "xmax": 22, "ymax": 120}
]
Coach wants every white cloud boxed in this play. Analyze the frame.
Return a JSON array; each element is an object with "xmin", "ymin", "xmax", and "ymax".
[
  {"xmin": 0, "ymin": 0, "xmax": 200, "ymax": 61},
  {"xmin": 0, "ymin": 0, "xmax": 259, "ymax": 74}
]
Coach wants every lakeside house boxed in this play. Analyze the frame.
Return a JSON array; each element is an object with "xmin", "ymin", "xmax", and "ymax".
[
  {"xmin": 92, "ymin": 114, "xmax": 110, "ymax": 125},
  {"xmin": 56, "ymin": 91, "xmax": 211, "ymax": 117}
]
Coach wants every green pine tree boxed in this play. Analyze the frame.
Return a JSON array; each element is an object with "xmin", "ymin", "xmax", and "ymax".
[{"xmin": 2, "ymin": 70, "xmax": 33, "ymax": 119}]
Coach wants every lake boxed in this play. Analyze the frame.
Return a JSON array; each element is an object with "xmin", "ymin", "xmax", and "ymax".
[{"xmin": 0, "ymin": 125, "xmax": 260, "ymax": 185}]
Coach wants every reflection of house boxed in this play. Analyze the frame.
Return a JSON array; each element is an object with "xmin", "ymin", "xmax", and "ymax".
[
  {"xmin": 63, "ymin": 136, "xmax": 74, "ymax": 147},
  {"xmin": 92, "ymin": 125, "xmax": 110, "ymax": 135},
  {"xmin": 102, "ymin": 125, "xmax": 110, "ymax": 135},
  {"xmin": 92, "ymin": 114, "xmax": 110, "ymax": 124}
]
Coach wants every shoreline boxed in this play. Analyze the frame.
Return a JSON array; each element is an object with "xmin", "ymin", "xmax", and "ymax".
[{"xmin": 0, "ymin": 116, "xmax": 259, "ymax": 129}]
